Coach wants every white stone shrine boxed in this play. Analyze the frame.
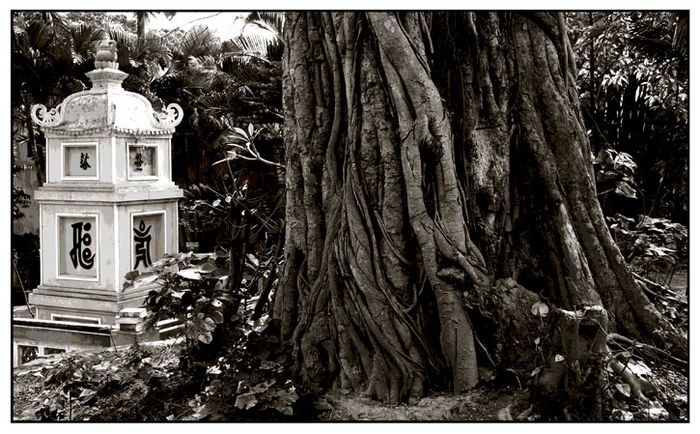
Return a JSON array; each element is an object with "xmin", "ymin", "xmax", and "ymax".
[{"xmin": 27, "ymin": 38, "xmax": 184, "ymax": 326}]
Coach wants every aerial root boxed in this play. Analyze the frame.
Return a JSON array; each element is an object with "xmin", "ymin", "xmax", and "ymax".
[{"xmin": 608, "ymin": 357, "xmax": 655, "ymax": 401}]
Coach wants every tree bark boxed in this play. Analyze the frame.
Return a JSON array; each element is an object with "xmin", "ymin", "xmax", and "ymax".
[
  {"xmin": 136, "ymin": 12, "xmax": 146, "ymax": 46},
  {"xmin": 275, "ymin": 11, "xmax": 686, "ymax": 405},
  {"xmin": 23, "ymin": 96, "xmax": 45, "ymax": 186}
]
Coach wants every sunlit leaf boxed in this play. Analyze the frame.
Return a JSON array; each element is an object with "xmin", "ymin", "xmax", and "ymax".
[
  {"xmin": 234, "ymin": 392, "xmax": 258, "ymax": 410},
  {"xmin": 177, "ymin": 268, "xmax": 202, "ymax": 280},
  {"xmin": 233, "ymin": 127, "xmax": 249, "ymax": 140},
  {"xmin": 627, "ymin": 359, "xmax": 652, "ymax": 378},
  {"xmin": 198, "ymin": 331, "xmax": 213, "ymax": 344},
  {"xmin": 246, "ymin": 253, "xmax": 259, "ymax": 267},
  {"xmin": 199, "ymin": 262, "xmax": 217, "ymax": 273},
  {"xmin": 615, "ymin": 180, "xmax": 637, "ymax": 199},
  {"xmin": 531, "ymin": 301, "xmax": 549, "ymax": 317},
  {"xmin": 615, "ymin": 383, "xmax": 631, "ymax": 398}
]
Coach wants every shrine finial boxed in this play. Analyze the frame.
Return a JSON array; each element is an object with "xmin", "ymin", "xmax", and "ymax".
[{"xmin": 94, "ymin": 36, "xmax": 118, "ymax": 69}]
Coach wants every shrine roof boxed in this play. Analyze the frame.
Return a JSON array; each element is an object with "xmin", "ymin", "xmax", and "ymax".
[{"xmin": 31, "ymin": 40, "xmax": 183, "ymax": 136}]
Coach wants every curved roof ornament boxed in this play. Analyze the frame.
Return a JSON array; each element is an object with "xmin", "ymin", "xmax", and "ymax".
[
  {"xmin": 31, "ymin": 102, "xmax": 65, "ymax": 128},
  {"xmin": 29, "ymin": 33, "xmax": 184, "ymax": 135},
  {"xmin": 152, "ymin": 103, "xmax": 184, "ymax": 128}
]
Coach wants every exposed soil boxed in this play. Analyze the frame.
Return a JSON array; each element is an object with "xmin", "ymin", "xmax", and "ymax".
[{"xmin": 317, "ymin": 386, "xmax": 531, "ymax": 421}]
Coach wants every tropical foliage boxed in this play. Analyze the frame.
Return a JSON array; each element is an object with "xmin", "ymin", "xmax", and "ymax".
[
  {"xmin": 11, "ymin": 11, "xmax": 688, "ymax": 422},
  {"xmin": 568, "ymin": 12, "xmax": 688, "ymax": 223}
]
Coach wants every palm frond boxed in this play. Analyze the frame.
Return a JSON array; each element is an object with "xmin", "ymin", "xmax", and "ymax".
[
  {"xmin": 246, "ymin": 12, "xmax": 284, "ymax": 36},
  {"xmin": 68, "ymin": 24, "xmax": 104, "ymax": 65},
  {"xmin": 221, "ymin": 31, "xmax": 282, "ymax": 63},
  {"xmin": 108, "ymin": 28, "xmax": 136, "ymax": 67},
  {"xmin": 627, "ymin": 14, "xmax": 675, "ymax": 60},
  {"xmin": 180, "ymin": 25, "xmax": 219, "ymax": 59}
]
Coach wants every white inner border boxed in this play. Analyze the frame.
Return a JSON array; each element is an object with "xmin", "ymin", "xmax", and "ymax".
[
  {"xmin": 129, "ymin": 210, "xmax": 167, "ymax": 271},
  {"xmin": 55, "ymin": 212, "xmax": 100, "ymax": 282},
  {"xmin": 126, "ymin": 142, "xmax": 159, "ymax": 181},
  {"xmin": 60, "ymin": 142, "xmax": 99, "ymax": 181}
]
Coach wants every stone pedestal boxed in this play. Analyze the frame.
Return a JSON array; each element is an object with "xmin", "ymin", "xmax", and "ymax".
[{"xmin": 112, "ymin": 307, "xmax": 159, "ymax": 346}]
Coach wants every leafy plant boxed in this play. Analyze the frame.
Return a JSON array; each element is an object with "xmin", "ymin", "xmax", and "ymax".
[
  {"xmin": 124, "ymin": 252, "xmax": 234, "ymax": 350},
  {"xmin": 606, "ymin": 213, "xmax": 687, "ymax": 281},
  {"xmin": 12, "ymin": 165, "xmax": 31, "ymax": 220},
  {"xmin": 198, "ymin": 326, "xmax": 299, "ymax": 420},
  {"xmin": 594, "ymin": 148, "xmax": 639, "ymax": 200},
  {"xmin": 214, "ymin": 122, "xmax": 285, "ymax": 169},
  {"xmin": 568, "ymin": 12, "xmax": 688, "ymax": 223}
]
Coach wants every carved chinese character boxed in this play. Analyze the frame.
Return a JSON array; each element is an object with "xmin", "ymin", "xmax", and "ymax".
[
  {"xmin": 69, "ymin": 222, "xmax": 95, "ymax": 270},
  {"xmin": 133, "ymin": 220, "xmax": 153, "ymax": 269},
  {"xmin": 133, "ymin": 149, "xmax": 144, "ymax": 171},
  {"xmin": 79, "ymin": 152, "xmax": 91, "ymax": 170}
]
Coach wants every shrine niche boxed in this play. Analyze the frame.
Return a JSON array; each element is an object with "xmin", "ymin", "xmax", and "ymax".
[
  {"xmin": 26, "ymin": 36, "xmax": 184, "ymax": 325},
  {"xmin": 131, "ymin": 211, "xmax": 165, "ymax": 271},
  {"xmin": 127, "ymin": 143, "xmax": 158, "ymax": 179},
  {"xmin": 62, "ymin": 142, "xmax": 98, "ymax": 179},
  {"xmin": 57, "ymin": 214, "xmax": 98, "ymax": 279}
]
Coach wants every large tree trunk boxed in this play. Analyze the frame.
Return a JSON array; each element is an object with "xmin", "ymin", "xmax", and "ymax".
[
  {"xmin": 136, "ymin": 12, "xmax": 146, "ymax": 46},
  {"xmin": 274, "ymin": 11, "xmax": 686, "ymax": 406}
]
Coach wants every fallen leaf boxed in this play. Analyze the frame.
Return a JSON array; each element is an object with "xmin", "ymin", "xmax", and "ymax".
[
  {"xmin": 235, "ymin": 392, "xmax": 258, "ymax": 410},
  {"xmin": 645, "ymin": 400, "xmax": 669, "ymax": 420},
  {"xmin": 627, "ymin": 359, "xmax": 652, "ymax": 378},
  {"xmin": 497, "ymin": 405, "xmax": 513, "ymax": 421},
  {"xmin": 615, "ymin": 383, "xmax": 631, "ymax": 398}
]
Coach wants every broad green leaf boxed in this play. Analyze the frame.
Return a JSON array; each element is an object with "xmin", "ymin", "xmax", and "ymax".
[
  {"xmin": 233, "ymin": 127, "xmax": 249, "ymax": 140},
  {"xmin": 209, "ymin": 311, "xmax": 224, "ymax": 324},
  {"xmin": 615, "ymin": 180, "xmax": 637, "ymax": 199},
  {"xmin": 234, "ymin": 392, "xmax": 258, "ymax": 410},
  {"xmin": 202, "ymin": 317, "xmax": 216, "ymax": 331},
  {"xmin": 595, "ymin": 148, "xmax": 615, "ymax": 166},
  {"xmin": 198, "ymin": 331, "xmax": 212, "ymax": 344},
  {"xmin": 199, "ymin": 262, "xmax": 218, "ymax": 273},
  {"xmin": 531, "ymin": 301, "xmax": 549, "ymax": 317},
  {"xmin": 177, "ymin": 268, "xmax": 202, "ymax": 280}
]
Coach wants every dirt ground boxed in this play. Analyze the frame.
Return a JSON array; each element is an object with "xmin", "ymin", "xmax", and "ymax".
[{"xmin": 316, "ymin": 386, "xmax": 530, "ymax": 421}]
